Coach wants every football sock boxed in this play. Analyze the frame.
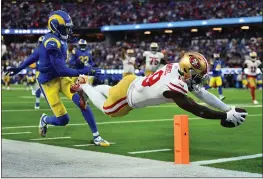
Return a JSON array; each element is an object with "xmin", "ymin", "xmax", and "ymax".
[
  {"xmin": 204, "ymin": 85, "xmax": 210, "ymax": 90},
  {"xmin": 94, "ymin": 85, "xmax": 111, "ymax": 97},
  {"xmin": 218, "ymin": 86, "xmax": 223, "ymax": 95},
  {"xmin": 81, "ymin": 84, "xmax": 106, "ymax": 112},
  {"xmin": 250, "ymin": 87, "xmax": 255, "ymax": 100},
  {"xmin": 35, "ymin": 88, "xmax": 41, "ymax": 107},
  {"xmin": 44, "ymin": 114, "xmax": 69, "ymax": 126},
  {"xmin": 72, "ymin": 93, "xmax": 99, "ymax": 136}
]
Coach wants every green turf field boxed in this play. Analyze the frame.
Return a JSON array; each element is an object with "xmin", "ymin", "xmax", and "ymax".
[{"xmin": 1, "ymin": 87, "xmax": 262, "ymax": 174}]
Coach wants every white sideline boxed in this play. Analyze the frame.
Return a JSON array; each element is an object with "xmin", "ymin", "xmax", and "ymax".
[
  {"xmin": 73, "ymin": 142, "xmax": 116, "ymax": 147},
  {"xmin": 30, "ymin": 136, "xmax": 71, "ymax": 141},
  {"xmin": 128, "ymin": 148, "xmax": 172, "ymax": 154},
  {"xmin": 2, "ymin": 114, "xmax": 262, "ymax": 130},
  {"xmin": 2, "ymin": 131, "xmax": 31, "ymax": 135},
  {"xmin": 192, "ymin": 153, "xmax": 263, "ymax": 165}
]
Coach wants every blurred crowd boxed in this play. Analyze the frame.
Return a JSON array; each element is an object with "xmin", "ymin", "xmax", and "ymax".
[
  {"xmin": 3, "ymin": 34, "xmax": 262, "ymax": 70},
  {"xmin": 2, "ymin": 0, "xmax": 262, "ymax": 29}
]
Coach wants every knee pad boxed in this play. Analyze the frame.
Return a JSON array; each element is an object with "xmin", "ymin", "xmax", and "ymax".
[{"xmin": 57, "ymin": 114, "xmax": 70, "ymax": 126}]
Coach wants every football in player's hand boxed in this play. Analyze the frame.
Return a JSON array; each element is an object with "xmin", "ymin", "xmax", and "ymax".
[{"xmin": 221, "ymin": 108, "xmax": 247, "ymax": 128}]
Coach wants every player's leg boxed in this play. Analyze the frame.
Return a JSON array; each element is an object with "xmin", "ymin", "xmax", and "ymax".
[
  {"xmin": 35, "ymin": 88, "xmax": 41, "ymax": 109},
  {"xmin": 216, "ymin": 76, "xmax": 225, "ymax": 100},
  {"xmin": 38, "ymin": 79, "xmax": 71, "ymax": 137},
  {"xmin": 81, "ymin": 75, "xmax": 135, "ymax": 117},
  {"xmin": 61, "ymin": 77, "xmax": 109, "ymax": 146},
  {"xmin": 94, "ymin": 85, "xmax": 111, "ymax": 97},
  {"xmin": 81, "ymin": 83, "xmax": 107, "ymax": 113},
  {"xmin": 248, "ymin": 77, "xmax": 258, "ymax": 104}
]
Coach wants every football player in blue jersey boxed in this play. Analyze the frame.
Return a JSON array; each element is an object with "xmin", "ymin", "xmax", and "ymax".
[
  {"xmin": 205, "ymin": 53, "xmax": 225, "ymax": 100},
  {"xmin": 69, "ymin": 39, "xmax": 95, "ymax": 85},
  {"xmin": 5, "ymin": 10, "xmax": 109, "ymax": 146},
  {"xmin": 27, "ymin": 36, "xmax": 44, "ymax": 109}
]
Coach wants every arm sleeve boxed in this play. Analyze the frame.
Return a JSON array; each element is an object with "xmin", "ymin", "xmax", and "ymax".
[
  {"xmin": 68, "ymin": 53, "xmax": 76, "ymax": 66},
  {"xmin": 48, "ymin": 49, "xmax": 81, "ymax": 77},
  {"xmin": 191, "ymin": 87, "xmax": 231, "ymax": 112},
  {"xmin": 18, "ymin": 48, "xmax": 39, "ymax": 69}
]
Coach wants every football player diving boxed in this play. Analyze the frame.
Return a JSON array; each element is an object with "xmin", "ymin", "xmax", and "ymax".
[
  {"xmin": 72, "ymin": 52, "xmax": 247, "ymax": 128},
  {"xmin": 5, "ymin": 10, "xmax": 109, "ymax": 146}
]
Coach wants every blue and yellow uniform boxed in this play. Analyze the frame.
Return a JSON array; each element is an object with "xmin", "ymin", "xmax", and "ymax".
[
  {"xmin": 26, "ymin": 68, "xmax": 36, "ymax": 85},
  {"xmin": 206, "ymin": 55, "xmax": 225, "ymax": 100},
  {"xmin": 69, "ymin": 39, "xmax": 95, "ymax": 84},
  {"xmin": 4, "ymin": 10, "xmax": 109, "ymax": 146},
  {"xmin": 37, "ymin": 32, "xmax": 81, "ymax": 117},
  {"xmin": 209, "ymin": 60, "xmax": 223, "ymax": 88}
]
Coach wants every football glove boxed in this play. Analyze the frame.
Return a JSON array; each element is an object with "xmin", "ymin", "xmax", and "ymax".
[
  {"xmin": 78, "ymin": 66, "xmax": 100, "ymax": 75},
  {"xmin": 226, "ymin": 107, "xmax": 247, "ymax": 127},
  {"xmin": 4, "ymin": 67, "xmax": 22, "ymax": 76}
]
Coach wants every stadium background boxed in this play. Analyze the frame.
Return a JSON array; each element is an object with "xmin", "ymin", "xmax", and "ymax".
[
  {"xmin": 1, "ymin": 0, "xmax": 263, "ymax": 177},
  {"xmin": 1, "ymin": 0, "xmax": 263, "ymax": 87}
]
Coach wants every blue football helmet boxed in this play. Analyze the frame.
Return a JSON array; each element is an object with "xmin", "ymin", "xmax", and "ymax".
[
  {"xmin": 47, "ymin": 10, "xmax": 73, "ymax": 40},
  {"xmin": 78, "ymin": 39, "xmax": 87, "ymax": 51}
]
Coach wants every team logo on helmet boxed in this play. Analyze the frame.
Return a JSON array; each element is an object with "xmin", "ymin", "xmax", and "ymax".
[{"xmin": 189, "ymin": 55, "xmax": 201, "ymax": 69}]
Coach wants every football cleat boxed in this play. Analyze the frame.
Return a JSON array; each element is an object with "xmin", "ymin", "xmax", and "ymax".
[
  {"xmin": 219, "ymin": 95, "xmax": 225, "ymax": 101},
  {"xmin": 39, "ymin": 113, "xmax": 48, "ymax": 137},
  {"xmin": 70, "ymin": 75, "xmax": 88, "ymax": 110},
  {"xmin": 94, "ymin": 136, "xmax": 110, "ymax": 147},
  {"xmin": 253, "ymin": 100, "xmax": 259, "ymax": 105},
  {"xmin": 34, "ymin": 105, "xmax": 40, "ymax": 110}
]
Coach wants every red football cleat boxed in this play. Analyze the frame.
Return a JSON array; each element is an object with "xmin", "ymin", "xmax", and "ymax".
[{"xmin": 70, "ymin": 75, "xmax": 88, "ymax": 110}]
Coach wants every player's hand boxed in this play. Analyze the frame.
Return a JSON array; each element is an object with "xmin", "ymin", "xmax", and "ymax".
[
  {"xmin": 4, "ymin": 67, "xmax": 21, "ymax": 76},
  {"xmin": 225, "ymin": 107, "xmax": 247, "ymax": 127}
]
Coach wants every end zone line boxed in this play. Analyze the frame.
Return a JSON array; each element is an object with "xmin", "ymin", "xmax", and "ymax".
[
  {"xmin": 192, "ymin": 153, "xmax": 263, "ymax": 165},
  {"xmin": 30, "ymin": 136, "xmax": 71, "ymax": 141},
  {"xmin": 2, "ymin": 131, "xmax": 31, "ymax": 135},
  {"xmin": 74, "ymin": 142, "xmax": 116, "ymax": 147},
  {"xmin": 128, "ymin": 148, "xmax": 172, "ymax": 154},
  {"xmin": 2, "ymin": 114, "xmax": 262, "ymax": 130}
]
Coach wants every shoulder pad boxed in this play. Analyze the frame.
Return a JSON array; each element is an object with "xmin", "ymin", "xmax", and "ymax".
[{"xmin": 44, "ymin": 37, "xmax": 61, "ymax": 50}]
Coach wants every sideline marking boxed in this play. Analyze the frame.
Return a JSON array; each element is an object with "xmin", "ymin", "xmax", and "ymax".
[
  {"xmin": 30, "ymin": 136, "xmax": 71, "ymax": 141},
  {"xmin": 2, "ymin": 131, "xmax": 31, "ymax": 135},
  {"xmin": 2, "ymin": 114, "xmax": 262, "ymax": 130},
  {"xmin": 74, "ymin": 142, "xmax": 116, "ymax": 147},
  {"xmin": 128, "ymin": 148, "xmax": 172, "ymax": 154},
  {"xmin": 192, "ymin": 153, "xmax": 263, "ymax": 165}
]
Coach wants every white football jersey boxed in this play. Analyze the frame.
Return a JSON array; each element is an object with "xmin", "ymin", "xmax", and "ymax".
[
  {"xmin": 244, "ymin": 59, "xmax": 261, "ymax": 76},
  {"xmin": 143, "ymin": 51, "xmax": 164, "ymax": 72},
  {"xmin": 122, "ymin": 55, "xmax": 135, "ymax": 73},
  {"xmin": 127, "ymin": 63, "xmax": 188, "ymax": 108}
]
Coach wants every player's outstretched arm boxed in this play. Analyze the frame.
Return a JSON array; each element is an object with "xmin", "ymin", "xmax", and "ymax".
[
  {"xmin": 4, "ymin": 48, "xmax": 39, "ymax": 76},
  {"xmin": 48, "ymin": 49, "xmax": 93, "ymax": 77},
  {"xmin": 191, "ymin": 87, "xmax": 231, "ymax": 112},
  {"xmin": 164, "ymin": 90, "xmax": 247, "ymax": 127},
  {"xmin": 163, "ymin": 91, "xmax": 226, "ymax": 120}
]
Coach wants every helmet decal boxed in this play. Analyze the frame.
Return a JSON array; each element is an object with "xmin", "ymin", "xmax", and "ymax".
[{"xmin": 189, "ymin": 55, "xmax": 201, "ymax": 69}]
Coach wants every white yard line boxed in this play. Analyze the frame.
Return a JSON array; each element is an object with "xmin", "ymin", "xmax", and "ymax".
[
  {"xmin": 2, "ymin": 131, "xmax": 31, "ymax": 135},
  {"xmin": 73, "ymin": 142, "xmax": 116, "ymax": 147},
  {"xmin": 192, "ymin": 153, "xmax": 263, "ymax": 165},
  {"xmin": 128, "ymin": 148, "xmax": 172, "ymax": 154},
  {"xmin": 30, "ymin": 136, "xmax": 71, "ymax": 141},
  {"xmin": 2, "ymin": 114, "xmax": 262, "ymax": 130}
]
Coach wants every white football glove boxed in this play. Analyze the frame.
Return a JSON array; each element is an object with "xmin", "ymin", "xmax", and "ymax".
[{"xmin": 226, "ymin": 107, "xmax": 248, "ymax": 126}]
